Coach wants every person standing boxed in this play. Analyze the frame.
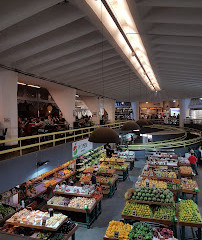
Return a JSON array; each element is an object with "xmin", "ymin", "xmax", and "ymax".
[{"xmin": 188, "ymin": 152, "xmax": 198, "ymax": 175}]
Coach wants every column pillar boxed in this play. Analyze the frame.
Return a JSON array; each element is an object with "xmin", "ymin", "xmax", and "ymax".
[
  {"xmin": 131, "ymin": 102, "xmax": 139, "ymax": 121},
  {"xmin": 82, "ymin": 96, "xmax": 100, "ymax": 124},
  {"xmin": 0, "ymin": 69, "xmax": 18, "ymax": 144},
  {"xmin": 179, "ymin": 98, "xmax": 191, "ymax": 128},
  {"xmin": 48, "ymin": 86, "xmax": 76, "ymax": 128},
  {"xmin": 103, "ymin": 98, "xmax": 115, "ymax": 122}
]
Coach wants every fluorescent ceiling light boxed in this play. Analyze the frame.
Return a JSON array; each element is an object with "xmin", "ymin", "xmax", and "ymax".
[
  {"xmin": 75, "ymin": 94, "xmax": 79, "ymax": 97},
  {"xmin": 86, "ymin": 0, "xmax": 160, "ymax": 91},
  {"xmin": 200, "ymin": 98, "xmax": 202, "ymax": 100},
  {"xmin": 27, "ymin": 84, "xmax": 40, "ymax": 88},
  {"xmin": 17, "ymin": 82, "xmax": 26, "ymax": 85},
  {"xmin": 173, "ymin": 100, "xmax": 176, "ymax": 103}
]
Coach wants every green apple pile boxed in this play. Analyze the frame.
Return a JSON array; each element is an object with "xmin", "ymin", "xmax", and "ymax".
[
  {"xmin": 153, "ymin": 206, "xmax": 176, "ymax": 221},
  {"xmin": 179, "ymin": 200, "xmax": 202, "ymax": 223}
]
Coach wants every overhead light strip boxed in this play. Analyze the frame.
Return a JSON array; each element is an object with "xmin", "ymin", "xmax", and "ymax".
[
  {"xmin": 85, "ymin": 0, "xmax": 160, "ymax": 91},
  {"xmin": 101, "ymin": 0, "xmax": 156, "ymax": 91},
  {"xmin": 17, "ymin": 82, "xmax": 40, "ymax": 88}
]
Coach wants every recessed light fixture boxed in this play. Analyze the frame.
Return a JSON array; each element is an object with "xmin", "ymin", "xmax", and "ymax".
[
  {"xmin": 173, "ymin": 100, "xmax": 176, "ymax": 103},
  {"xmin": 146, "ymin": 102, "xmax": 148, "ymax": 104},
  {"xmin": 75, "ymin": 94, "xmax": 79, "ymax": 97},
  {"xmin": 200, "ymin": 98, "xmax": 202, "ymax": 100}
]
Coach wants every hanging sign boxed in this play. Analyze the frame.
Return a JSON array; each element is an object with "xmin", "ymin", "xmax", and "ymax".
[{"xmin": 72, "ymin": 139, "xmax": 93, "ymax": 158}]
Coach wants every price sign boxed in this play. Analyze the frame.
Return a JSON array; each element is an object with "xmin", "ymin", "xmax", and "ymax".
[
  {"xmin": 171, "ymin": 174, "xmax": 174, "ymax": 178},
  {"xmin": 114, "ymin": 231, "xmax": 119, "ymax": 239},
  {"xmin": 173, "ymin": 184, "xmax": 176, "ymax": 190},
  {"xmin": 42, "ymin": 219, "xmax": 46, "ymax": 226},
  {"xmin": 163, "ymin": 214, "xmax": 168, "ymax": 220},
  {"xmin": 152, "ymin": 184, "xmax": 156, "ymax": 188},
  {"xmin": 149, "ymin": 172, "xmax": 153, "ymax": 176},
  {"xmin": 137, "ymin": 234, "xmax": 143, "ymax": 240},
  {"xmin": 132, "ymin": 210, "xmax": 136, "ymax": 216},
  {"xmin": 195, "ymin": 187, "xmax": 199, "ymax": 192},
  {"xmin": 84, "ymin": 204, "xmax": 88, "ymax": 210}
]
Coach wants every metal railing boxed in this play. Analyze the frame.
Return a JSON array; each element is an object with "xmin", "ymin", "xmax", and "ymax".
[
  {"xmin": 0, "ymin": 119, "xmax": 201, "ymax": 157},
  {"xmin": 0, "ymin": 121, "xmax": 127, "ymax": 157},
  {"xmin": 128, "ymin": 125, "xmax": 202, "ymax": 151}
]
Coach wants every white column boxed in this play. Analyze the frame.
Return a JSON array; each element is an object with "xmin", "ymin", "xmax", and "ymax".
[
  {"xmin": 82, "ymin": 96, "xmax": 100, "ymax": 124},
  {"xmin": 131, "ymin": 102, "xmax": 139, "ymax": 121},
  {"xmin": 179, "ymin": 98, "xmax": 191, "ymax": 128},
  {"xmin": 48, "ymin": 86, "xmax": 76, "ymax": 128},
  {"xmin": 103, "ymin": 98, "xmax": 115, "ymax": 122},
  {"xmin": 0, "ymin": 69, "xmax": 18, "ymax": 144}
]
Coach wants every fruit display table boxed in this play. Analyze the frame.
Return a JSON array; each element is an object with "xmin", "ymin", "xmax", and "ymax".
[
  {"xmin": 0, "ymin": 221, "xmax": 78, "ymax": 240},
  {"xmin": 177, "ymin": 200, "xmax": 202, "ymax": 240},
  {"xmin": 124, "ymin": 159, "xmax": 135, "ymax": 171},
  {"xmin": 115, "ymin": 167, "xmax": 128, "ymax": 181},
  {"xmin": 47, "ymin": 195, "xmax": 102, "ymax": 229},
  {"xmin": 179, "ymin": 166, "xmax": 193, "ymax": 178},
  {"xmin": 79, "ymin": 173, "xmax": 119, "ymax": 198},
  {"xmin": 6, "ymin": 209, "xmax": 67, "ymax": 231},
  {"xmin": 99, "ymin": 175, "xmax": 118, "ymax": 198},
  {"xmin": 27, "ymin": 172, "xmax": 76, "ymax": 199}
]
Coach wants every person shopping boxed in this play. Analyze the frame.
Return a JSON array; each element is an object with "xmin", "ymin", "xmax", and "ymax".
[{"xmin": 188, "ymin": 152, "xmax": 198, "ymax": 175}]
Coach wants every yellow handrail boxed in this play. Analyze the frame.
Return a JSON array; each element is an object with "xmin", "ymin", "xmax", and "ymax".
[{"xmin": 0, "ymin": 121, "xmax": 127, "ymax": 156}]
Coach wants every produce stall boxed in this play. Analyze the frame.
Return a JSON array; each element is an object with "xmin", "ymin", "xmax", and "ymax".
[
  {"xmin": 100, "ymin": 158, "xmax": 129, "ymax": 181},
  {"xmin": 79, "ymin": 173, "xmax": 119, "ymax": 198},
  {"xmin": 113, "ymin": 151, "xmax": 135, "ymax": 171},
  {"xmin": 177, "ymin": 200, "xmax": 202, "ymax": 240},
  {"xmin": 76, "ymin": 146, "xmax": 105, "ymax": 180},
  {"xmin": 1, "ymin": 218, "xmax": 78, "ymax": 240},
  {"xmin": 47, "ymin": 193, "xmax": 102, "ymax": 229},
  {"xmin": 103, "ymin": 221, "xmax": 177, "ymax": 240},
  {"xmin": 6, "ymin": 209, "xmax": 67, "ymax": 231},
  {"xmin": 179, "ymin": 166, "xmax": 193, "ymax": 178}
]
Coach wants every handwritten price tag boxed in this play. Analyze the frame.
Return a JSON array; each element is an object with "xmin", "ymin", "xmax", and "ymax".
[
  {"xmin": 114, "ymin": 231, "xmax": 119, "ymax": 239},
  {"xmin": 137, "ymin": 234, "xmax": 143, "ymax": 240},
  {"xmin": 132, "ymin": 210, "xmax": 136, "ymax": 216}
]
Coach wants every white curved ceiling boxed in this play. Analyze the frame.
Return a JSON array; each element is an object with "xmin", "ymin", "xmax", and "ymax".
[
  {"xmin": 131, "ymin": 0, "xmax": 202, "ymax": 99},
  {"xmin": 0, "ymin": 0, "xmax": 201, "ymax": 101}
]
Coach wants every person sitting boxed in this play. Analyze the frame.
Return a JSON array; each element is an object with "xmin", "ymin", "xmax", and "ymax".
[{"xmin": 188, "ymin": 152, "xmax": 198, "ymax": 175}]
